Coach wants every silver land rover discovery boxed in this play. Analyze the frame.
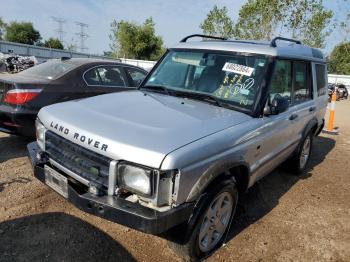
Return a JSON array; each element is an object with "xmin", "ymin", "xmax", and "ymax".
[{"xmin": 28, "ymin": 35, "xmax": 328, "ymax": 260}]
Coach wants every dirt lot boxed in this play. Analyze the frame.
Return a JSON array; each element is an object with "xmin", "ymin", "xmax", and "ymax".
[{"xmin": 0, "ymin": 100, "xmax": 350, "ymax": 262}]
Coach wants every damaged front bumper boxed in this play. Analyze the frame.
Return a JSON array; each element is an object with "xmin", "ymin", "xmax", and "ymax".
[{"xmin": 27, "ymin": 141, "xmax": 194, "ymax": 234}]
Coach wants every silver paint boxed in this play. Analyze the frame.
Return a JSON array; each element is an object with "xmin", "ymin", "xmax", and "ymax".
[{"xmin": 38, "ymin": 40, "xmax": 328, "ymax": 208}]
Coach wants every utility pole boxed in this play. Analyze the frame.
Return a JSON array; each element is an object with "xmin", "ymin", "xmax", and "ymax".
[
  {"xmin": 51, "ymin": 16, "xmax": 66, "ymax": 43},
  {"xmin": 75, "ymin": 22, "xmax": 89, "ymax": 53}
]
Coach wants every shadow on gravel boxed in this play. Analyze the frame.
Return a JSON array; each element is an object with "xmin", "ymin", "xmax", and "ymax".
[
  {"xmin": 0, "ymin": 177, "xmax": 31, "ymax": 193},
  {"xmin": 0, "ymin": 134, "xmax": 34, "ymax": 163},
  {"xmin": 162, "ymin": 136, "xmax": 336, "ymax": 250},
  {"xmin": 0, "ymin": 212, "xmax": 136, "ymax": 262},
  {"xmin": 227, "ymin": 135, "xmax": 336, "ymax": 241}
]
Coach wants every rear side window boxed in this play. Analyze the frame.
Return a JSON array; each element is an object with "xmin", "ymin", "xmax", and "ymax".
[
  {"xmin": 269, "ymin": 60, "xmax": 292, "ymax": 103},
  {"xmin": 84, "ymin": 68, "xmax": 101, "ymax": 85},
  {"xmin": 125, "ymin": 68, "xmax": 147, "ymax": 87},
  {"xmin": 293, "ymin": 61, "xmax": 312, "ymax": 103},
  {"xmin": 315, "ymin": 64, "xmax": 327, "ymax": 96},
  {"xmin": 84, "ymin": 66, "xmax": 127, "ymax": 87}
]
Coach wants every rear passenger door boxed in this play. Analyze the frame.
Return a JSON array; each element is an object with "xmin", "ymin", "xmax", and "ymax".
[
  {"xmin": 253, "ymin": 59, "xmax": 316, "ymax": 182},
  {"xmin": 289, "ymin": 61, "xmax": 315, "ymax": 142},
  {"xmin": 83, "ymin": 65, "xmax": 133, "ymax": 95}
]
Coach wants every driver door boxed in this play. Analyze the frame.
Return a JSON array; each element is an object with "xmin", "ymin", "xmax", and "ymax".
[{"xmin": 252, "ymin": 59, "xmax": 298, "ymax": 181}]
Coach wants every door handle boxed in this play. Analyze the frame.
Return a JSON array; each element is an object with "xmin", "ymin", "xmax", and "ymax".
[
  {"xmin": 309, "ymin": 106, "xmax": 316, "ymax": 112},
  {"xmin": 289, "ymin": 114, "xmax": 298, "ymax": 120}
]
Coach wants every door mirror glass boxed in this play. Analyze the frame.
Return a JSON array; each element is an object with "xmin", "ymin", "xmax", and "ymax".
[{"xmin": 270, "ymin": 96, "xmax": 289, "ymax": 115}]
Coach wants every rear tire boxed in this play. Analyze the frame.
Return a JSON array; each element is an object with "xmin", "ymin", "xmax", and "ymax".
[
  {"xmin": 286, "ymin": 132, "xmax": 313, "ymax": 174},
  {"xmin": 168, "ymin": 179, "xmax": 238, "ymax": 261}
]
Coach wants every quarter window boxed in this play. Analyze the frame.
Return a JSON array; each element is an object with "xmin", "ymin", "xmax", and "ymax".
[
  {"xmin": 315, "ymin": 64, "xmax": 327, "ymax": 96},
  {"xmin": 84, "ymin": 68, "xmax": 101, "ymax": 85}
]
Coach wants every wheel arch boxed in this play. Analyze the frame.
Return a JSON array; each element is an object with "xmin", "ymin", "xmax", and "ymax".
[
  {"xmin": 185, "ymin": 162, "xmax": 250, "ymax": 203},
  {"xmin": 303, "ymin": 117, "xmax": 319, "ymax": 138}
]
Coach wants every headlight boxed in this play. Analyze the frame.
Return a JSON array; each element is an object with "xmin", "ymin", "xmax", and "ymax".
[
  {"xmin": 35, "ymin": 119, "xmax": 46, "ymax": 150},
  {"xmin": 118, "ymin": 163, "xmax": 152, "ymax": 196}
]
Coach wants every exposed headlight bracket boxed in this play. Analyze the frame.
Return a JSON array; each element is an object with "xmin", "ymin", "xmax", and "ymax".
[{"xmin": 108, "ymin": 160, "xmax": 118, "ymax": 196}]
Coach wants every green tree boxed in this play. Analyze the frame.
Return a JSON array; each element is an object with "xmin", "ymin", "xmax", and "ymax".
[
  {"xmin": 200, "ymin": 5, "xmax": 234, "ymax": 38},
  {"xmin": 4, "ymin": 21, "xmax": 41, "ymax": 45},
  {"xmin": 0, "ymin": 17, "xmax": 6, "ymax": 40},
  {"xmin": 234, "ymin": 0, "xmax": 333, "ymax": 48},
  {"xmin": 109, "ymin": 17, "xmax": 164, "ymax": 60},
  {"xmin": 43, "ymin": 38, "xmax": 64, "ymax": 49},
  {"xmin": 103, "ymin": 51, "xmax": 115, "ymax": 58},
  {"xmin": 234, "ymin": 0, "xmax": 285, "ymax": 40},
  {"xmin": 286, "ymin": 0, "xmax": 333, "ymax": 48},
  {"xmin": 328, "ymin": 42, "xmax": 350, "ymax": 74}
]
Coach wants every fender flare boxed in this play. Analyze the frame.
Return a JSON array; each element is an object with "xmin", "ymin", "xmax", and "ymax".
[
  {"xmin": 302, "ymin": 117, "xmax": 319, "ymax": 138},
  {"xmin": 185, "ymin": 161, "xmax": 250, "ymax": 202}
]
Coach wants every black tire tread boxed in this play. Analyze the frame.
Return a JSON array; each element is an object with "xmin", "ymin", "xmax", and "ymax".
[{"xmin": 168, "ymin": 179, "xmax": 238, "ymax": 261}]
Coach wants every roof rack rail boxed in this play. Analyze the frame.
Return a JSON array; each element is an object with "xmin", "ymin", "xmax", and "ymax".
[
  {"xmin": 180, "ymin": 34, "xmax": 227, "ymax": 43},
  {"xmin": 270, "ymin": 37, "xmax": 302, "ymax": 47}
]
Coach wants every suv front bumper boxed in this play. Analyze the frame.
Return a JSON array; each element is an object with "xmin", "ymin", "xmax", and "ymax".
[{"xmin": 27, "ymin": 142, "xmax": 194, "ymax": 234}]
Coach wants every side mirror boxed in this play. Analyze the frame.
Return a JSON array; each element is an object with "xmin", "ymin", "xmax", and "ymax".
[{"xmin": 269, "ymin": 97, "xmax": 289, "ymax": 115}]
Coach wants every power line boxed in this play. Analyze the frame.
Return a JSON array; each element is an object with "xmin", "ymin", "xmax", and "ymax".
[
  {"xmin": 51, "ymin": 16, "xmax": 66, "ymax": 43},
  {"xmin": 75, "ymin": 21, "xmax": 89, "ymax": 53}
]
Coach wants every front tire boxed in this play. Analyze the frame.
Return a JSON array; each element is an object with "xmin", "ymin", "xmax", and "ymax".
[{"xmin": 169, "ymin": 179, "xmax": 238, "ymax": 261}]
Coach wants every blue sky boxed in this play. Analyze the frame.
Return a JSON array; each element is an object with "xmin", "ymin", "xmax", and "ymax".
[{"xmin": 0, "ymin": 0, "xmax": 348, "ymax": 56}]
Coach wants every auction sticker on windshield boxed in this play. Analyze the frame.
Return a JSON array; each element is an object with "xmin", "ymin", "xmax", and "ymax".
[{"xmin": 222, "ymin": 62, "xmax": 254, "ymax": 76}]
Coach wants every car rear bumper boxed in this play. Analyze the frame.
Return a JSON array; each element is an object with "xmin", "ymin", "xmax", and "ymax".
[
  {"xmin": 27, "ymin": 141, "xmax": 194, "ymax": 234},
  {"xmin": 0, "ymin": 105, "xmax": 37, "ymax": 136}
]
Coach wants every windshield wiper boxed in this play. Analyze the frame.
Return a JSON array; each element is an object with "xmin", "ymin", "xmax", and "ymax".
[
  {"xmin": 174, "ymin": 91, "xmax": 223, "ymax": 108},
  {"xmin": 141, "ymin": 85, "xmax": 171, "ymax": 95}
]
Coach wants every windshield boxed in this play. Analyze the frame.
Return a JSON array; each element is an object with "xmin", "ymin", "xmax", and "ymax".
[
  {"xmin": 144, "ymin": 50, "xmax": 268, "ymax": 111},
  {"xmin": 19, "ymin": 60, "xmax": 77, "ymax": 80}
]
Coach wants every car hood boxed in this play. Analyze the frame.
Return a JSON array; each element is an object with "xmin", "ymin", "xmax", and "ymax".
[{"xmin": 38, "ymin": 90, "xmax": 251, "ymax": 168}]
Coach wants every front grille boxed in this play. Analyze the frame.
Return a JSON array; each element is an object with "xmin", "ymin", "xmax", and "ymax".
[{"xmin": 45, "ymin": 131, "xmax": 111, "ymax": 188}]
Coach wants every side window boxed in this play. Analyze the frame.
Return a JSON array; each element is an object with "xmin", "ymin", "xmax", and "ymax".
[
  {"xmin": 269, "ymin": 60, "xmax": 292, "ymax": 103},
  {"xmin": 84, "ymin": 68, "xmax": 101, "ymax": 85},
  {"xmin": 97, "ymin": 67, "xmax": 127, "ymax": 87},
  {"xmin": 125, "ymin": 68, "xmax": 147, "ymax": 87},
  {"xmin": 315, "ymin": 64, "xmax": 327, "ymax": 96},
  {"xmin": 293, "ymin": 62, "xmax": 312, "ymax": 103},
  {"xmin": 84, "ymin": 66, "xmax": 127, "ymax": 87}
]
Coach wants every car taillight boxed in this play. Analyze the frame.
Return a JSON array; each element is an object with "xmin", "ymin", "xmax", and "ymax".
[{"xmin": 4, "ymin": 89, "xmax": 42, "ymax": 105}]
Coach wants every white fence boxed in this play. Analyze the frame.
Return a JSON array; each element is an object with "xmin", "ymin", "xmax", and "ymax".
[
  {"xmin": 0, "ymin": 40, "xmax": 110, "ymax": 62},
  {"xmin": 328, "ymin": 74, "xmax": 350, "ymax": 86},
  {"xmin": 119, "ymin": 58, "xmax": 156, "ymax": 70},
  {"xmin": 328, "ymin": 74, "xmax": 350, "ymax": 93},
  {"xmin": 0, "ymin": 40, "xmax": 157, "ymax": 70}
]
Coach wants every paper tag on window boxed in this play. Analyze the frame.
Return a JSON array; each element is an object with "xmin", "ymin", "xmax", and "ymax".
[
  {"xmin": 239, "ymin": 89, "xmax": 250, "ymax": 95},
  {"xmin": 222, "ymin": 62, "xmax": 254, "ymax": 76}
]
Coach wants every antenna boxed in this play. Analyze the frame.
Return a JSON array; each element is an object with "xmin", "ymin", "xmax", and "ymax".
[
  {"xmin": 51, "ymin": 16, "xmax": 66, "ymax": 43},
  {"xmin": 75, "ymin": 21, "xmax": 89, "ymax": 53}
]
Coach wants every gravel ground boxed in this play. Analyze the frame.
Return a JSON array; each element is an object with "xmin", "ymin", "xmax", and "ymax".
[{"xmin": 0, "ymin": 100, "xmax": 349, "ymax": 262}]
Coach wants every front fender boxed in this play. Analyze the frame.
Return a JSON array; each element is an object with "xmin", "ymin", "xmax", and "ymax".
[{"xmin": 185, "ymin": 161, "xmax": 249, "ymax": 202}]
